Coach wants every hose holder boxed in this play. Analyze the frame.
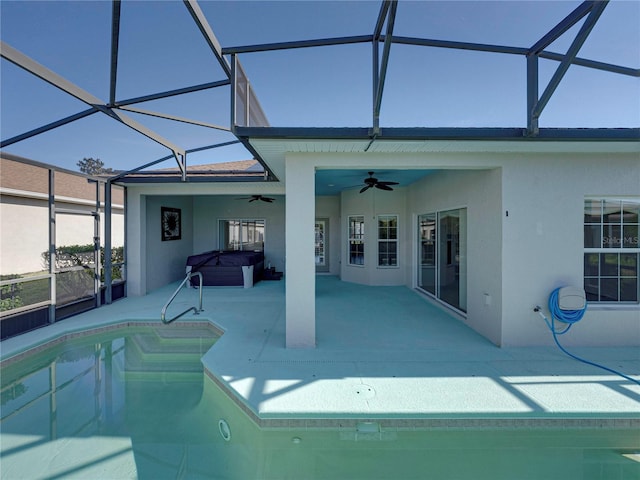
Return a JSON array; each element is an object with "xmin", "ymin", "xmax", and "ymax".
[
  {"xmin": 556, "ymin": 286, "xmax": 586, "ymax": 311},
  {"xmin": 548, "ymin": 286, "xmax": 586, "ymax": 329},
  {"xmin": 535, "ymin": 285, "xmax": 640, "ymax": 386}
]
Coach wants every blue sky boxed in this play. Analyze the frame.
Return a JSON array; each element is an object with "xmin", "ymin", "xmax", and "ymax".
[{"xmin": 1, "ymin": 0, "xmax": 638, "ymax": 172}]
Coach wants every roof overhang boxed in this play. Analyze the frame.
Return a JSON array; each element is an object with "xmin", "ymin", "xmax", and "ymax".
[{"xmin": 236, "ymin": 126, "xmax": 640, "ymax": 182}]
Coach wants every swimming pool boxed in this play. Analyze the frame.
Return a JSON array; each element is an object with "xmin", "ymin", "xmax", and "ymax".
[{"xmin": 1, "ymin": 324, "xmax": 638, "ymax": 479}]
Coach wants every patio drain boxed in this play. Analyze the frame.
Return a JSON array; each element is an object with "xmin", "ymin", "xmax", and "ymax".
[{"xmin": 353, "ymin": 384, "xmax": 375, "ymax": 399}]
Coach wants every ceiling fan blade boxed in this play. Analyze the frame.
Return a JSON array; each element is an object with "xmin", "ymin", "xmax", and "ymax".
[
  {"xmin": 360, "ymin": 185, "xmax": 372, "ymax": 193},
  {"xmin": 378, "ymin": 181, "xmax": 399, "ymax": 186},
  {"xmin": 261, "ymin": 197, "xmax": 274, "ymax": 203},
  {"xmin": 375, "ymin": 184, "xmax": 393, "ymax": 191}
]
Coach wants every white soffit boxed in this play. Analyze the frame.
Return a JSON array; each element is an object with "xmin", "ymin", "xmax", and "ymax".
[{"xmin": 250, "ymin": 138, "xmax": 640, "ymax": 183}]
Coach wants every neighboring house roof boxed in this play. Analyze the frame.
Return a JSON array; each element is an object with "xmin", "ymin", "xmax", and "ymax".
[
  {"xmin": 0, "ymin": 154, "xmax": 125, "ymax": 205},
  {"xmin": 117, "ymin": 159, "xmax": 266, "ymax": 184},
  {"xmin": 152, "ymin": 159, "xmax": 261, "ymax": 172}
]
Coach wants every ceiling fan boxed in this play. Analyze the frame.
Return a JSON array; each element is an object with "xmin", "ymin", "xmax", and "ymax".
[
  {"xmin": 237, "ymin": 195, "xmax": 275, "ymax": 203},
  {"xmin": 359, "ymin": 171, "xmax": 399, "ymax": 193}
]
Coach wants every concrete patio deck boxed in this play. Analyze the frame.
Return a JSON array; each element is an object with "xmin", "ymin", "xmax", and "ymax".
[{"xmin": 2, "ymin": 275, "xmax": 639, "ymax": 430}]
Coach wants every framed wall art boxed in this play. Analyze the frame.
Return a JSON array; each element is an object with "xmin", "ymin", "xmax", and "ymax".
[{"xmin": 161, "ymin": 207, "xmax": 181, "ymax": 241}]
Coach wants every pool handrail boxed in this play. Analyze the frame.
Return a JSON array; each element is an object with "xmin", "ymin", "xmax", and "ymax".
[{"xmin": 161, "ymin": 271, "xmax": 203, "ymax": 324}]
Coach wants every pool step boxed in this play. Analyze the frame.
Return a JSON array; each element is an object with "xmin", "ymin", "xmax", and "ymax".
[
  {"xmin": 132, "ymin": 328, "xmax": 217, "ymax": 353},
  {"xmin": 130, "ymin": 332, "xmax": 215, "ymax": 355},
  {"xmin": 152, "ymin": 326, "xmax": 219, "ymax": 344},
  {"xmin": 120, "ymin": 327, "xmax": 218, "ymax": 376}
]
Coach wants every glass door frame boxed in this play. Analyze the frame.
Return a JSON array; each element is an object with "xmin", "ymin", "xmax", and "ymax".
[
  {"xmin": 315, "ymin": 218, "xmax": 329, "ymax": 273},
  {"xmin": 416, "ymin": 207, "xmax": 467, "ymax": 314}
]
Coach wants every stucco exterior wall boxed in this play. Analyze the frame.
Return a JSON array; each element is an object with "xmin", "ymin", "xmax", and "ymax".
[
  {"xmin": 340, "ymin": 187, "xmax": 408, "ymax": 286},
  {"xmin": 285, "ymin": 158, "xmax": 316, "ymax": 347},
  {"xmin": 144, "ymin": 196, "xmax": 194, "ymax": 292},
  {"xmin": 284, "ymin": 149, "xmax": 638, "ymax": 348},
  {"xmin": 408, "ymin": 168, "xmax": 503, "ymax": 346},
  {"xmin": 500, "ymin": 152, "xmax": 640, "ymax": 346},
  {"xmin": 123, "ymin": 148, "xmax": 638, "ymax": 348}
]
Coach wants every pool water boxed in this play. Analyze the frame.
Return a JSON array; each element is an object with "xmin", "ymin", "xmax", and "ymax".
[
  {"xmin": 1, "ymin": 325, "xmax": 220, "ymax": 479},
  {"xmin": 1, "ymin": 326, "xmax": 638, "ymax": 480}
]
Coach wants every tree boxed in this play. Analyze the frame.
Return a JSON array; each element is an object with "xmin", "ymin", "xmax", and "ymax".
[{"xmin": 77, "ymin": 157, "xmax": 114, "ymax": 175}]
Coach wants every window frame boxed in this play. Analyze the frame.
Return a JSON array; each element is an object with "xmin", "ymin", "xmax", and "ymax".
[
  {"xmin": 377, "ymin": 214, "xmax": 399, "ymax": 268},
  {"xmin": 219, "ymin": 218, "xmax": 265, "ymax": 252},
  {"xmin": 584, "ymin": 198, "xmax": 639, "ymax": 305},
  {"xmin": 348, "ymin": 215, "xmax": 365, "ymax": 266}
]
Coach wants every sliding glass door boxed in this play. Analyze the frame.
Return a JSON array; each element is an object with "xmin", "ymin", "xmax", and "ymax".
[
  {"xmin": 418, "ymin": 208, "xmax": 467, "ymax": 312},
  {"xmin": 418, "ymin": 213, "xmax": 437, "ymax": 295}
]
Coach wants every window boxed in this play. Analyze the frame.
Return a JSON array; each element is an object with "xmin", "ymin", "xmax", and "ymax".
[
  {"xmin": 378, "ymin": 215, "xmax": 398, "ymax": 267},
  {"xmin": 584, "ymin": 199, "xmax": 639, "ymax": 303},
  {"xmin": 348, "ymin": 216, "xmax": 365, "ymax": 265},
  {"xmin": 219, "ymin": 219, "xmax": 265, "ymax": 251}
]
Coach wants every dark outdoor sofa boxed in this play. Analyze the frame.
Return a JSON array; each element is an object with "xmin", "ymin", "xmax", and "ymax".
[{"xmin": 186, "ymin": 250, "xmax": 264, "ymax": 287}]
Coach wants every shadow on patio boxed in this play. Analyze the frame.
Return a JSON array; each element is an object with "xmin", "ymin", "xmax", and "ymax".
[{"xmin": 194, "ymin": 275, "xmax": 639, "ymax": 422}]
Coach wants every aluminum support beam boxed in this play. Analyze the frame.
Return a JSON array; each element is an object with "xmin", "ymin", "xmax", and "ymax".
[
  {"xmin": 235, "ymin": 125, "xmax": 639, "ymax": 141},
  {"xmin": 109, "ymin": 140, "xmax": 242, "ymax": 181},
  {"xmin": 186, "ymin": 140, "xmax": 241, "ymax": 154},
  {"xmin": 1, "ymin": 42, "xmax": 105, "ymax": 105},
  {"xmin": 367, "ymin": 0, "xmax": 398, "ymax": 134},
  {"xmin": 98, "ymin": 105, "xmax": 185, "ymax": 156},
  {"xmin": 529, "ymin": 1, "xmax": 597, "ymax": 55},
  {"xmin": 117, "ymin": 106, "xmax": 231, "ymax": 131},
  {"xmin": 174, "ymin": 151, "xmax": 186, "ymax": 181},
  {"xmin": 104, "ymin": 181, "xmax": 112, "ymax": 304},
  {"xmin": 387, "ymin": 36, "xmax": 634, "ymax": 76},
  {"xmin": 107, "ymin": 139, "xmax": 261, "ymax": 183},
  {"xmin": 110, "ymin": 154, "xmax": 175, "ymax": 182},
  {"xmin": 390, "ymin": 36, "xmax": 527, "ymax": 55},
  {"xmin": 373, "ymin": 1, "xmax": 397, "ymax": 133},
  {"xmin": 1, "ymin": 108, "xmax": 98, "ymax": 148},
  {"xmin": 109, "ymin": 0, "xmax": 122, "ymax": 106},
  {"xmin": 118, "ymin": 175, "xmax": 264, "ymax": 184},
  {"xmin": 48, "ymin": 169, "xmax": 56, "ymax": 323},
  {"xmin": 539, "ymin": 51, "xmax": 639, "ymax": 77},
  {"xmin": 235, "ymin": 138, "xmax": 278, "ymax": 181},
  {"xmin": 115, "ymin": 80, "xmax": 230, "ymax": 107},
  {"xmin": 527, "ymin": 54, "xmax": 539, "ymax": 134},
  {"xmin": 1, "ymin": 41, "xmax": 186, "ymax": 160},
  {"xmin": 222, "ymin": 34, "xmax": 633, "ymax": 77},
  {"xmin": 374, "ymin": 1, "xmax": 392, "ymax": 38},
  {"xmin": 223, "ymin": 36, "xmax": 372, "ymax": 55},
  {"xmin": 230, "ymin": 54, "xmax": 237, "ymax": 130},
  {"xmin": 93, "ymin": 181, "xmax": 102, "ymax": 307},
  {"xmin": 372, "ymin": 40, "xmax": 379, "ymax": 137},
  {"xmin": 221, "ymin": 34, "xmax": 634, "ymax": 76},
  {"xmin": 183, "ymin": 0, "xmax": 231, "ymax": 78},
  {"xmin": 530, "ymin": 2, "xmax": 608, "ymax": 131},
  {"xmin": 372, "ymin": 1, "xmax": 392, "ymax": 133}
]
